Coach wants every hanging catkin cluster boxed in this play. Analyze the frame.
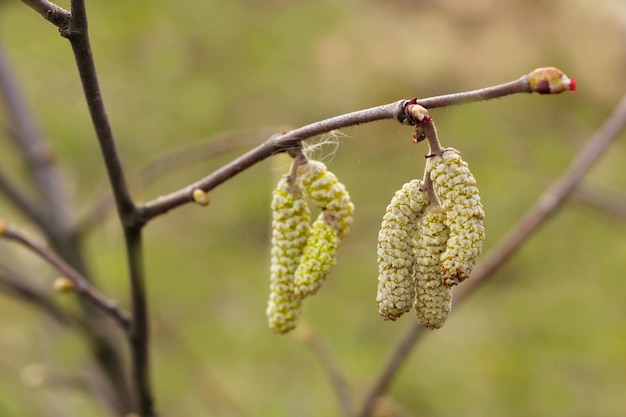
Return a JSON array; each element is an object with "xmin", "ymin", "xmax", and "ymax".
[
  {"xmin": 376, "ymin": 145, "xmax": 484, "ymax": 329},
  {"xmin": 266, "ymin": 158, "xmax": 354, "ymax": 334}
]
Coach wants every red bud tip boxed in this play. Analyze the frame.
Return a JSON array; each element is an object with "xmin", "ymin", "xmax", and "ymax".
[{"xmin": 568, "ymin": 78, "xmax": 577, "ymax": 92}]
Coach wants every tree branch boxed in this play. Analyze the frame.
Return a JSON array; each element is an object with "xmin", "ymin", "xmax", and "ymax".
[
  {"xmin": 296, "ymin": 324, "xmax": 354, "ymax": 417},
  {"xmin": 61, "ymin": 1, "xmax": 134, "ymax": 219},
  {"xmin": 0, "ymin": 167, "xmax": 48, "ymax": 231},
  {"xmin": 0, "ymin": 221, "xmax": 130, "ymax": 331},
  {"xmin": 0, "ymin": 40, "xmax": 73, "ymax": 236},
  {"xmin": 77, "ymin": 127, "xmax": 286, "ymax": 233},
  {"xmin": 139, "ymin": 74, "xmax": 545, "ymax": 222},
  {"xmin": 59, "ymin": 1, "xmax": 154, "ymax": 414},
  {"xmin": 124, "ymin": 226, "xmax": 155, "ymax": 417},
  {"xmin": 355, "ymin": 94, "xmax": 626, "ymax": 417},
  {"xmin": 19, "ymin": 0, "xmax": 71, "ymax": 28},
  {"xmin": 572, "ymin": 184, "xmax": 626, "ymax": 219},
  {"xmin": 0, "ymin": 265, "xmax": 72, "ymax": 326}
]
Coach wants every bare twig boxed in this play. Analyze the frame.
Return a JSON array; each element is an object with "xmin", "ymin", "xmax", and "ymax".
[
  {"xmin": 572, "ymin": 184, "xmax": 626, "ymax": 219},
  {"xmin": 61, "ymin": 1, "xmax": 134, "ymax": 219},
  {"xmin": 0, "ymin": 265, "xmax": 71, "ymax": 326},
  {"xmin": 18, "ymin": 0, "xmax": 70, "ymax": 28},
  {"xmin": 140, "ymin": 127, "xmax": 289, "ymax": 184},
  {"xmin": 0, "ymin": 222, "xmax": 130, "ymax": 331},
  {"xmin": 124, "ymin": 226, "xmax": 154, "ymax": 417},
  {"xmin": 154, "ymin": 316, "xmax": 251, "ymax": 417},
  {"xmin": 139, "ymin": 76, "xmax": 540, "ymax": 221},
  {"xmin": 0, "ymin": 167, "xmax": 47, "ymax": 230},
  {"xmin": 78, "ymin": 127, "xmax": 286, "ymax": 232},
  {"xmin": 355, "ymin": 94, "xmax": 626, "ymax": 417},
  {"xmin": 0, "ymin": 40, "xmax": 73, "ymax": 236},
  {"xmin": 296, "ymin": 323, "xmax": 354, "ymax": 417}
]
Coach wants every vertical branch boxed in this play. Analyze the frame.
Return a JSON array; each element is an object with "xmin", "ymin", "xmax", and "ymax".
[
  {"xmin": 62, "ymin": 1, "xmax": 155, "ymax": 415},
  {"xmin": 125, "ymin": 227, "xmax": 154, "ymax": 417},
  {"xmin": 63, "ymin": 0, "xmax": 135, "ymax": 217}
]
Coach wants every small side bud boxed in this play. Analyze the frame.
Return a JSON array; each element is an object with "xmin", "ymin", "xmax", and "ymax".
[
  {"xmin": 53, "ymin": 277, "xmax": 75, "ymax": 293},
  {"xmin": 192, "ymin": 189, "xmax": 210, "ymax": 206},
  {"xmin": 527, "ymin": 67, "xmax": 576, "ymax": 94}
]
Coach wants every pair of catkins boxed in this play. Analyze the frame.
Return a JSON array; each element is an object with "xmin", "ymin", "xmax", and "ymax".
[
  {"xmin": 267, "ymin": 158, "xmax": 354, "ymax": 334},
  {"xmin": 376, "ymin": 148, "xmax": 485, "ymax": 329}
]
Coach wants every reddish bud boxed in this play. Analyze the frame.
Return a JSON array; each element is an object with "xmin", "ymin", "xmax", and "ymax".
[
  {"xmin": 527, "ymin": 67, "xmax": 576, "ymax": 94},
  {"xmin": 568, "ymin": 78, "xmax": 577, "ymax": 92}
]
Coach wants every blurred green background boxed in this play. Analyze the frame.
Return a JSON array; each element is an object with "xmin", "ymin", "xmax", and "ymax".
[{"xmin": 1, "ymin": 0, "xmax": 625, "ymax": 416}]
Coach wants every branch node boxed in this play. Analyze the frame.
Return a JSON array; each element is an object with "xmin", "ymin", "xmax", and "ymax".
[{"xmin": 393, "ymin": 99, "xmax": 413, "ymax": 125}]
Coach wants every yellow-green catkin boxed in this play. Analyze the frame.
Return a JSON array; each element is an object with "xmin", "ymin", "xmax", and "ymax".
[
  {"xmin": 414, "ymin": 206, "xmax": 452, "ymax": 329},
  {"xmin": 428, "ymin": 148, "xmax": 485, "ymax": 287},
  {"xmin": 266, "ymin": 175, "xmax": 311, "ymax": 334},
  {"xmin": 293, "ymin": 160, "xmax": 354, "ymax": 298},
  {"xmin": 377, "ymin": 180, "xmax": 429, "ymax": 321}
]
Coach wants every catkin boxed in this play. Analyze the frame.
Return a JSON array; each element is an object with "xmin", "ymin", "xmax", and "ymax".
[
  {"xmin": 376, "ymin": 180, "xmax": 429, "ymax": 321},
  {"xmin": 296, "ymin": 160, "xmax": 354, "ymax": 238},
  {"xmin": 266, "ymin": 175, "xmax": 311, "ymax": 334},
  {"xmin": 428, "ymin": 148, "xmax": 485, "ymax": 287},
  {"xmin": 414, "ymin": 206, "xmax": 452, "ymax": 329},
  {"xmin": 293, "ymin": 160, "xmax": 354, "ymax": 298},
  {"xmin": 293, "ymin": 213, "xmax": 341, "ymax": 297}
]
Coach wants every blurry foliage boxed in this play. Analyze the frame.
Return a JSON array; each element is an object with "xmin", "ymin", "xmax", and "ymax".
[{"xmin": 0, "ymin": 0, "xmax": 625, "ymax": 416}]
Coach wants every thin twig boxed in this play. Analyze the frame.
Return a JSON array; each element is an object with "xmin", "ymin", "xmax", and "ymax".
[
  {"xmin": 296, "ymin": 323, "xmax": 354, "ymax": 417},
  {"xmin": 78, "ymin": 128, "xmax": 286, "ymax": 233},
  {"xmin": 0, "ymin": 40, "xmax": 73, "ymax": 236},
  {"xmin": 154, "ymin": 316, "xmax": 251, "ymax": 417},
  {"xmin": 139, "ymin": 76, "xmax": 536, "ymax": 222},
  {"xmin": 0, "ymin": 265, "xmax": 71, "ymax": 326},
  {"xmin": 140, "ymin": 127, "xmax": 289, "ymax": 184},
  {"xmin": 0, "ymin": 167, "xmax": 48, "ymax": 231},
  {"xmin": 19, "ymin": 0, "xmax": 71, "ymax": 28},
  {"xmin": 0, "ymin": 222, "xmax": 131, "ymax": 331},
  {"xmin": 62, "ymin": 1, "xmax": 135, "ymax": 219},
  {"xmin": 124, "ymin": 226, "xmax": 154, "ymax": 417},
  {"xmin": 355, "ymin": 94, "xmax": 626, "ymax": 417},
  {"xmin": 572, "ymin": 184, "xmax": 626, "ymax": 219}
]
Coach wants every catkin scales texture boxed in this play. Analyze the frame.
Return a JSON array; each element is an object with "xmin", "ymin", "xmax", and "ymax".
[
  {"xmin": 294, "ymin": 214, "xmax": 340, "ymax": 297},
  {"xmin": 293, "ymin": 160, "xmax": 354, "ymax": 298},
  {"xmin": 414, "ymin": 207, "xmax": 452, "ymax": 329},
  {"xmin": 428, "ymin": 148, "xmax": 485, "ymax": 286},
  {"xmin": 296, "ymin": 160, "xmax": 354, "ymax": 238},
  {"xmin": 377, "ymin": 180, "xmax": 429, "ymax": 321},
  {"xmin": 266, "ymin": 176, "xmax": 310, "ymax": 334}
]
